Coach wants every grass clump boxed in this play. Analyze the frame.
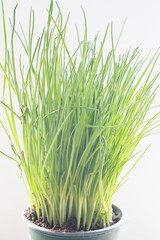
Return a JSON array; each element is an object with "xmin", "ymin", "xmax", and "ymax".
[{"xmin": 0, "ymin": 0, "xmax": 160, "ymax": 230}]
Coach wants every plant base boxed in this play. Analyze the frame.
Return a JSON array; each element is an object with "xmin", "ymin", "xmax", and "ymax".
[{"xmin": 23, "ymin": 205, "xmax": 127, "ymax": 240}]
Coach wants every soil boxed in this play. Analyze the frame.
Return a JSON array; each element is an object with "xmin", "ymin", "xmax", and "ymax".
[{"xmin": 24, "ymin": 206, "xmax": 121, "ymax": 232}]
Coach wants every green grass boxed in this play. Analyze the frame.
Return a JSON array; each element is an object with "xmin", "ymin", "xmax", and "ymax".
[{"xmin": 0, "ymin": 0, "xmax": 160, "ymax": 230}]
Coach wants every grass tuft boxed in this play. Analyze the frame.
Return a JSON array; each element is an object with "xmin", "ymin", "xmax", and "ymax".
[{"xmin": 1, "ymin": 0, "xmax": 160, "ymax": 230}]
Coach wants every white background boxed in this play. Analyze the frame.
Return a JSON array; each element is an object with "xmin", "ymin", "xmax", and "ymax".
[{"xmin": 0, "ymin": 0, "xmax": 160, "ymax": 240}]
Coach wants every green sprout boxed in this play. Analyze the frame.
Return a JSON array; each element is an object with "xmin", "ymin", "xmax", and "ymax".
[{"xmin": 0, "ymin": 0, "xmax": 160, "ymax": 230}]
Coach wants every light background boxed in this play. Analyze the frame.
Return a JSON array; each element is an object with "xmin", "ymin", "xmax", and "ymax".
[{"xmin": 0, "ymin": 0, "xmax": 160, "ymax": 239}]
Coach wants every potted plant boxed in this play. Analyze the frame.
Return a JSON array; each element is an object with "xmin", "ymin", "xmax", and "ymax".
[{"xmin": 0, "ymin": 0, "xmax": 159, "ymax": 239}]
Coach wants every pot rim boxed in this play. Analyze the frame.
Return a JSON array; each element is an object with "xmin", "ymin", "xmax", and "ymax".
[{"xmin": 22, "ymin": 204, "xmax": 127, "ymax": 237}]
